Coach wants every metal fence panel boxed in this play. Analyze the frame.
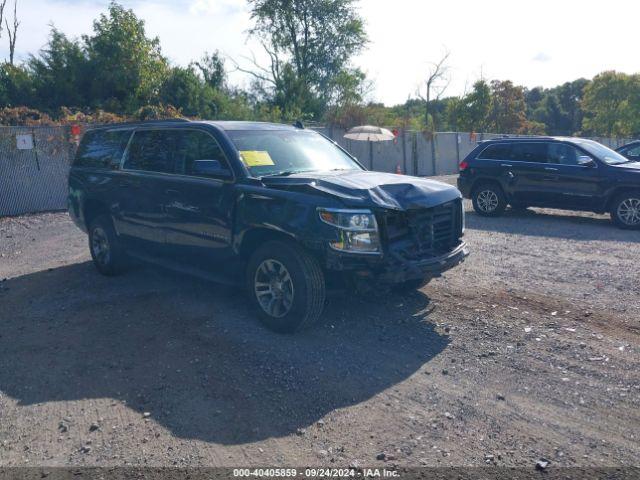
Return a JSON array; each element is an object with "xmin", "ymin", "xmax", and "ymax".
[{"xmin": 0, "ymin": 126, "xmax": 74, "ymax": 217}]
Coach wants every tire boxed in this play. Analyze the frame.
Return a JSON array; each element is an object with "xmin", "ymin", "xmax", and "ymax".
[
  {"xmin": 88, "ymin": 214, "xmax": 128, "ymax": 276},
  {"xmin": 610, "ymin": 192, "xmax": 640, "ymax": 230},
  {"xmin": 391, "ymin": 277, "xmax": 431, "ymax": 293},
  {"xmin": 472, "ymin": 182, "xmax": 507, "ymax": 217},
  {"xmin": 246, "ymin": 240, "xmax": 326, "ymax": 333}
]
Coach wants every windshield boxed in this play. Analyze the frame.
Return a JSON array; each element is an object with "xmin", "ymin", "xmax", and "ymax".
[
  {"xmin": 226, "ymin": 130, "xmax": 362, "ymax": 177},
  {"xmin": 573, "ymin": 139, "xmax": 630, "ymax": 165}
]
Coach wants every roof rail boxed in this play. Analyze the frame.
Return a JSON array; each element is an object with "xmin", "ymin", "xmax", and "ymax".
[
  {"xmin": 139, "ymin": 118, "xmax": 191, "ymax": 124},
  {"xmin": 83, "ymin": 118, "xmax": 192, "ymax": 130}
]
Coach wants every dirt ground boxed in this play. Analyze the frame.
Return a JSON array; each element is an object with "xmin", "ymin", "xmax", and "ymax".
[{"xmin": 1, "ymin": 177, "xmax": 639, "ymax": 469}]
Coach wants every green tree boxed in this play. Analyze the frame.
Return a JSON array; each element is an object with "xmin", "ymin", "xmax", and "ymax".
[
  {"xmin": 0, "ymin": 63, "xmax": 34, "ymax": 107},
  {"xmin": 488, "ymin": 80, "xmax": 528, "ymax": 133},
  {"xmin": 194, "ymin": 51, "xmax": 226, "ymax": 90},
  {"xmin": 451, "ymin": 80, "xmax": 492, "ymax": 131},
  {"xmin": 159, "ymin": 66, "xmax": 204, "ymax": 117},
  {"xmin": 27, "ymin": 27, "xmax": 87, "ymax": 110},
  {"xmin": 83, "ymin": 2, "xmax": 168, "ymax": 112},
  {"xmin": 582, "ymin": 71, "xmax": 640, "ymax": 137},
  {"xmin": 244, "ymin": 0, "xmax": 367, "ymax": 119}
]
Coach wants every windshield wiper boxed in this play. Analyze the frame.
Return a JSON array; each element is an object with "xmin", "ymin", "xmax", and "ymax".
[{"xmin": 260, "ymin": 169, "xmax": 308, "ymax": 178}]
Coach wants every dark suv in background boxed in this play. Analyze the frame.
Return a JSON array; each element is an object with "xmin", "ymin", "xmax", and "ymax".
[
  {"xmin": 69, "ymin": 120, "xmax": 467, "ymax": 332},
  {"xmin": 457, "ymin": 137, "xmax": 640, "ymax": 229}
]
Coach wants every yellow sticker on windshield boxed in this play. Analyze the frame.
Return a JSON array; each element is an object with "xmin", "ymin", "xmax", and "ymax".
[{"xmin": 239, "ymin": 150, "xmax": 275, "ymax": 167}]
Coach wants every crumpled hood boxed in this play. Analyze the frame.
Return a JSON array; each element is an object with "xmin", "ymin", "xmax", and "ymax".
[{"xmin": 261, "ymin": 170, "xmax": 461, "ymax": 210}]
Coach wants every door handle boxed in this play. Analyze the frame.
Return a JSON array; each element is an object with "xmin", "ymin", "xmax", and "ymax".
[
  {"xmin": 165, "ymin": 189, "xmax": 180, "ymax": 195},
  {"xmin": 500, "ymin": 163, "xmax": 513, "ymax": 167},
  {"xmin": 544, "ymin": 167, "xmax": 559, "ymax": 171}
]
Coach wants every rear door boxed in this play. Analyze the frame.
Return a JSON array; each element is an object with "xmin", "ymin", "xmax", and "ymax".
[
  {"xmin": 488, "ymin": 142, "xmax": 555, "ymax": 205},
  {"xmin": 162, "ymin": 129, "xmax": 236, "ymax": 266},
  {"xmin": 116, "ymin": 129, "xmax": 180, "ymax": 253}
]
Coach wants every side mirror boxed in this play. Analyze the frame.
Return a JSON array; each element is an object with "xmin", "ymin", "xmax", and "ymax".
[
  {"xmin": 191, "ymin": 159, "xmax": 232, "ymax": 178},
  {"xmin": 577, "ymin": 156, "xmax": 596, "ymax": 167}
]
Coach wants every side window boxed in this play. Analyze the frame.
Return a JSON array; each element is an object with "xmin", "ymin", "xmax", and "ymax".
[
  {"xmin": 74, "ymin": 129, "xmax": 132, "ymax": 169},
  {"xmin": 175, "ymin": 130, "xmax": 231, "ymax": 178},
  {"xmin": 548, "ymin": 143, "xmax": 583, "ymax": 165},
  {"xmin": 511, "ymin": 143, "xmax": 548, "ymax": 163},
  {"xmin": 477, "ymin": 143, "xmax": 513, "ymax": 160},
  {"xmin": 123, "ymin": 130, "xmax": 178, "ymax": 174}
]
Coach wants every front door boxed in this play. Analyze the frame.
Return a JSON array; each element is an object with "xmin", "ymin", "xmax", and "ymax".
[
  {"xmin": 546, "ymin": 142, "xmax": 605, "ymax": 210},
  {"xmin": 162, "ymin": 129, "xmax": 236, "ymax": 267}
]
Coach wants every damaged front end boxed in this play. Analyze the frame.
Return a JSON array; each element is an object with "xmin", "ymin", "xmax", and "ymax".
[
  {"xmin": 324, "ymin": 198, "xmax": 468, "ymax": 290},
  {"xmin": 377, "ymin": 198, "xmax": 468, "ymax": 283}
]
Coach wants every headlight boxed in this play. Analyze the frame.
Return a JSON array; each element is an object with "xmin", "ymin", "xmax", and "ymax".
[{"xmin": 318, "ymin": 208, "xmax": 380, "ymax": 253}]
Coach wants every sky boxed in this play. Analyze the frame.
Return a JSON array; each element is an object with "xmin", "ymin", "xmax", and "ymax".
[{"xmin": 3, "ymin": 0, "xmax": 639, "ymax": 106}]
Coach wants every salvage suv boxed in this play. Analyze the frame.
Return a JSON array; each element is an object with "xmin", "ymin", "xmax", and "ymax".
[
  {"xmin": 68, "ymin": 120, "xmax": 467, "ymax": 332},
  {"xmin": 458, "ymin": 137, "xmax": 640, "ymax": 229}
]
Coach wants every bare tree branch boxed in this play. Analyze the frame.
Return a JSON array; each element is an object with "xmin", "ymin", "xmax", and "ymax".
[
  {"xmin": 228, "ymin": 47, "xmax": 278, "ymax": 87},
  {"xmin": 417, "ymin": 49, "xmax": 451, "ymax": 130},
  {"xmin": 0, "ymin": 0, "xmax": 8, "ymax": 39},
  {"xmin": 6, "ymin": 0, "xmax": 18, "ymax": 65}
]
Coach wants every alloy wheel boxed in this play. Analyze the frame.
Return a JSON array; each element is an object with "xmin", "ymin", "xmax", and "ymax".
[
  {"xmin": 617, "ymin": 197, "xmax": 640, "ymax": 226},
  {"xmin": 477, "ymin": 190, "xmax": 499, "ymax": 213},
  {"xmin": 254, "ymin": 259, "xmax": 295, "ymax": 318}
]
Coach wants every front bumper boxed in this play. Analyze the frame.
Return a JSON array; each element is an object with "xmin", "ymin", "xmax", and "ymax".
[
  {"xmin": 324, "ymin": 241, "xmax": 469, "ymax": 285},
  {"xmin": 379, "ymin": 241, "xmax": 469, "ymax": 283}
]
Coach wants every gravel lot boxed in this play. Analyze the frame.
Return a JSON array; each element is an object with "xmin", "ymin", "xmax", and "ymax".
[{"xmin": 0, "ymin": 176, "xmax": 639, "ymax": 469}]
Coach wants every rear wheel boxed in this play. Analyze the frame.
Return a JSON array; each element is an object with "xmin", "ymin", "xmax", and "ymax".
[
  {"xmin": 247, "ymin": 240, "xmax": 326, "ymax": 333},
  {"xmin": 88, "ymin": 214, "xmax": 128, "ymax": 276},
  {"xmin": 610, "ymin": 193, "xmax": 640, "ymax": 229},
  {"xmin": 472, "ymin": 183, "xmax": 507, "ymax": 217}
]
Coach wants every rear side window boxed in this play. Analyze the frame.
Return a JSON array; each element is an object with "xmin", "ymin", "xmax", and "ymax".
[
  {"xmin": 477, "ymin": 143, "xmax": 513, "ymax": 160},
  {"xmin": 74, "ymin": 129, "xmax": 132, "ymax": 168},
  {"xmin": 510, "ymin": 143, "xmax": 548, "ymax": 163},
  {"xmin": 124, "ymin": 130, "xmax": 179, "ymax": 174}
]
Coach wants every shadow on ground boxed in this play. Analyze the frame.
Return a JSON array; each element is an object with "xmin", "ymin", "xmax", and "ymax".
[
  {"xmin": 0, "ymin": 261, "xmax": 447, "ymax": 445},
  {"xmin": 465, "ymin": 207, "xmax": 640, "ymax": 242}
]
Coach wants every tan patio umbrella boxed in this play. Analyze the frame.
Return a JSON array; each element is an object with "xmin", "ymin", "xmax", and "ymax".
[
  {"xmin": 343, "ymin": 125, "xmax": 395, "ymax": 142},
  {"xmin": 343, "ymin": 125, "xmax": 396, "ymax": 170}
]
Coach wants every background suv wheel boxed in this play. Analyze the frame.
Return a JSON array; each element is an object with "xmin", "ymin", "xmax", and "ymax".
[
  {"xmin": 611, "ymin": 192, "xmax": 640, "ymax": 229},
  {"xmin": 472, "ymin": 183, "xmax": 507, "ymax": 217},
  {"xmin": 247, "ymin": 240, "xmax": 325, "ymax": 333}
]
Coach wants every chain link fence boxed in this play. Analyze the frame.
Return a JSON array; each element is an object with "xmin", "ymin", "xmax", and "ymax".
[
  {"xmin": 0, "ymin": 125, "xmax": 635, "ymax": 217},
  {"xmin": 0, "ymin": 126, "xmax": 77, "ymax": 217}
]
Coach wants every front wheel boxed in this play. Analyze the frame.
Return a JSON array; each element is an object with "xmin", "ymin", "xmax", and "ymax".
[
  {"xmin": 610, "ymin": 193, "xmax": 640, "ymax": 229},
  {"xmin": 247, "ymin": 240, "xmax": 326, "ymax": 333},
  {"xmin": 472, "ymin": 183, "xmax": 507, "ymax": 217}
]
